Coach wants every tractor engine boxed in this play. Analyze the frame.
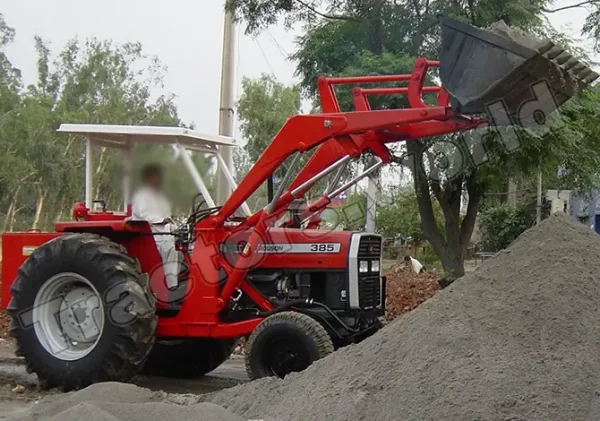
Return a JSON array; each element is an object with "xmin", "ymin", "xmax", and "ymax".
[{"xmin": 220, "ymin": 231, "xmax": 385, "ymax": 343}]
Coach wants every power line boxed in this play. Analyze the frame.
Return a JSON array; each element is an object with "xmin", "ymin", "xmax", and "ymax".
[
  {"xmin": 266, "ymin": 30, "xmax": 294, "ymax": 72},
  {"xmin": 255, "ymin": 37, "xmax": 275, "ymax": 75}
]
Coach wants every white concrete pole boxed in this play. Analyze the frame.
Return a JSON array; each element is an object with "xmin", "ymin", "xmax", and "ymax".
[
  {"xmin": 366, "ymin": 158, "xmax": 379, "ymax": 232},
  {"xmin": 216, "ymin": 8, "xmax": 236, "ymax": 205}
]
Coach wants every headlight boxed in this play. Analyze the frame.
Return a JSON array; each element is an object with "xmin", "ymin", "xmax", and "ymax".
[
  {"xmin": 359, "ymin": 261, "xmax": 369, "ymax": 273},
  {"xmin": 371, "ymin": 260, "xmax": 380, "ymax": 272}
]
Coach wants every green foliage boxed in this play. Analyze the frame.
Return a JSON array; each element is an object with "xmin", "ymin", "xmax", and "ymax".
[
  {"xmin": 235, "ymin": 73, "xmax": 301, "ymax": 210},
  {"xmin": 0, "ymin": 14, "xmax": 209, "ymax": 231},
  {"xmin": 479, "ymin": 203, "xmax": 530, "ymax": 252},
  {"xmin": 237, "ymin": 74, "xmax": 301, "ymax": 162},
  {"xmin": 417, "ymin": 245, "xmax": 443, "ymax": 269},
  {"xmin": 376, "ymin": 187, "xmax": 444, "ymax": 244},
  {"xmin": 581, "ymin": 1, "xmax": 600, "ymax": 52}
]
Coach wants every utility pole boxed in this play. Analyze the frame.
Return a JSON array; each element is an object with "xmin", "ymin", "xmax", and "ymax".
[
  {"xmin": 216, "ymin": 7, "xmax": 236, "ymax": 205},
  {"xmin": 366, "ymin": 158, "xmax": 379, "ymax": 232}
]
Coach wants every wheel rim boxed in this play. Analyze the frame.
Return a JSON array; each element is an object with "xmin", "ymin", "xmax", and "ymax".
[
  {"xmin": 263, "ymin": 334, "xmax": 312, "ymax": 378},
  {"xmin": 32, "ymin": 272, "xmax": 104, "ymax": 361}
]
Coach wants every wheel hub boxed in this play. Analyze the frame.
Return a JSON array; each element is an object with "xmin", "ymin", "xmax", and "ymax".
[
  {"xmin": 59, "ymin": 287, "xmax": 101, "ymax": 344},
  {"xmin": 266, "ymin": 337, "xmax": 310, "ymax": 378},
  {"xmin": 32, "ymin": 273, "xmax": 105, "ymax": 361}
]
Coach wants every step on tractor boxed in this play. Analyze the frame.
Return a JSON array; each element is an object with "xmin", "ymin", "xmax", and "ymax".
[{"xmin": 1, "ymin": 17, "xmax": 597, "ymax": 391}]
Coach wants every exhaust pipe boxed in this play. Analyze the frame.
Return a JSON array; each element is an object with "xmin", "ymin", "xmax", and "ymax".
[{"xmin": 439, "ymin": 17, "xmax": 599, "ymax": 126}]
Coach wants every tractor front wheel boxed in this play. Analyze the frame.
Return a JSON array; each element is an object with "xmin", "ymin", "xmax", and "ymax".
[
  {"xmin": 8, "ymin": 234, "xmax": 157, "ymax": 391},
  {"xmin": 245, "ymin": 312, "xmax": 334, "ymax": 380}
]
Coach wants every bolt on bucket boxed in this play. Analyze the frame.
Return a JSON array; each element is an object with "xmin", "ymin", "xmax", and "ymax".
[{"xmin": 439, "ymin": 17, "xmax": 599, "ymax": 126}]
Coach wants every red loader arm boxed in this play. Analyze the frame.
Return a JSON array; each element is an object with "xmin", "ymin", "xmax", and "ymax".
[{"xmin": 200, "ymin": 16, "xmax": 599, "ymax": 311}]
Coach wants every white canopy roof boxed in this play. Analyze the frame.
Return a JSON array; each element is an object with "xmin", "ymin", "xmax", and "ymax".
[{"xmin": 57, "ymin": 124, "xmax": 236, "ymax": 154}]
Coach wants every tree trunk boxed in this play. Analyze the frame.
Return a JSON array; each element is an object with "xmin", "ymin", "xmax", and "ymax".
[
  {"xmin": 407, "ymin": 140, "xmax": 484, "ymax": 280},
  {"xmin": 3, "ymin": 202, "xmax": 14, "ymax": 232},
  {"xmin": 56, "ymin": 196, "xmax": 67, "ymax": 222},
  {"xmin": 94, "ymin": 147, "xmax": 108, "ymax": 200},
  {"xmin": 32, "ymin": 190, "xmax": 46, "ymax": 230},
  {"xmin": 3, "ymin": 186, "xmax": 21, "ymax": 232},
  {"xmin": 367, "ymin": 0, "xmax": 384, "ymax": 55},
  {"xmin": 9, "ymin": 206, "xmax": 23, "ymax": 232}
]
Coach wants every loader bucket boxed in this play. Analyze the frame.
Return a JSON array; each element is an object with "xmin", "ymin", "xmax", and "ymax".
[{"xmin": 439, "ymin": 17, "xmax": 599, "ymax": 126}]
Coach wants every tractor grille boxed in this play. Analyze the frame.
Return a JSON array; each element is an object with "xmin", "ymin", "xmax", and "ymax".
[
  {"xmin": 357, "ymin": 235, "xmax": 382, "ymax": 310},
  {"xmin": 358, "ymin": 275, "xmax": 381, "ymax": 309},
  {"xmin": 357, "ymin": 235, "xmax": 382, "ymax": 259}
]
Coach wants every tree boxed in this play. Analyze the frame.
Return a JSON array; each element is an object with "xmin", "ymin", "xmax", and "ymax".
[
  {"xmin": 235, "ymin": 74, "xmax": 301, "ymax": 210},
  {"xmin": 376, "ymin": 187, "xmax": 444, "ymax": 245},
  {"xmin": 237, "ymin": 74, "xmax": 301, "ymax": 162},
  {"xmin": 478, "ymin": 203, "xmax": 530, "ymax": 252},
  {"xmin": 226, "ymin": 0, "xmax": 600, "ymax": 278},
  {"xmin": 0, "ymin": 14, "xmax": 210, "ymax": 231}
]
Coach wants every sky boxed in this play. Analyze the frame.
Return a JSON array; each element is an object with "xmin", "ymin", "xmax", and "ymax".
[
  {"xmin": 1, "ymin": 0, "xmax": 302, "ymax": 142},
  {"xmin": 2, "ymin": 0, "xmax": 597, "ymax": 149}
]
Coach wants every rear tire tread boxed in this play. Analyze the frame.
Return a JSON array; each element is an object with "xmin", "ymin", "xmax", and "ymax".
[{"xmin": 7, "ymin": 233, "xmax": 157, "ymax": 391}]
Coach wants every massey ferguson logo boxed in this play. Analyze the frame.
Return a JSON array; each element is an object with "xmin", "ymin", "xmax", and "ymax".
[{"xmin": 257, "ymin": 244, "xmax": 286, "ymax": 253}]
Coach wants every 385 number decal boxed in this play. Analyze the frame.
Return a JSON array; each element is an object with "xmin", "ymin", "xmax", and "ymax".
[{"xmin": 310, "ymin": 244, "xmax": 337, "ymax": 252}]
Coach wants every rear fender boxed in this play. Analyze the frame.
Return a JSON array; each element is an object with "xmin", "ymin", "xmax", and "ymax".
[
  {"xmin": 1, "ymin": 232, "xmax": 62, "ymax": 309},
  {"xmin": 2, "ymin": 225, "xmax": 169, "ymax": 310}
]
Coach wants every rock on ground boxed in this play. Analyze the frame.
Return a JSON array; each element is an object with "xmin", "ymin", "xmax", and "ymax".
[{"xmin": 208, "ymin": 214, "xmax": 600, "ymax": 421}]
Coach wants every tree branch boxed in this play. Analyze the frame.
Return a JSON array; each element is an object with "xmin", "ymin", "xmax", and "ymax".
[
  {"xmin": 543, "ymin": 1, "xmax": 596, "ymax": 13},
  {"xmin": 407, "ymin": 141, "xmax": 447, "ymax": 253},
  {"xmin": 439, "ymin": 177, "xmax": 462, "ymax": 252},
  {"xmin": 459, "ymin": 171, "xmax": 483, "ymax": 249},
  {"xmin": 294, "ymin": 0, "xmax": 359, "ymax": 21},
  {"xmin": 425, "ymin": 150, "xmax": 443, "ymax": 202}
]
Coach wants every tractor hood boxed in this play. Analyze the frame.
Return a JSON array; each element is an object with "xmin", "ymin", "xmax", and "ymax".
[{"xmin": 439, "ymin": 17, "xmax": 599, "ymax": 126}]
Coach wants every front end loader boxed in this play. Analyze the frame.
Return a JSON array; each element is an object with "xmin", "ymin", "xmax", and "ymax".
[{"xmin": 1, "ymin": 16, "xmax": 597, "ymax": 391}]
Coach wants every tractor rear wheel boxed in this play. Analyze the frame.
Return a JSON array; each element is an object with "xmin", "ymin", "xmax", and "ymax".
[
  {"xmin": 245, "ymin": 311, "xmax": 334, "ymax": 380},
  {"xmin": 7, "ymin": 233, "xmax": 157, "ymax": 391},
  {"xmin": 141, "ymin": 338, "xmax": 237, "ymax": 378}
]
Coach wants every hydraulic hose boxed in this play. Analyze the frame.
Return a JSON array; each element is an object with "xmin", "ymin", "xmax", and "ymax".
[
  {"xmin": 257, "ymin": 298, "xmax": 314, "ymax": 318},
  {"xmin": 257, "ymin": 298, "xmax": 361, "ymax": 334}
]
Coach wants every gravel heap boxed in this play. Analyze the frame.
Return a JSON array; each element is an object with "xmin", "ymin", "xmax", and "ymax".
[
  {"xmin": 11, "ymin": 214, "xmax": 600, "ymax": 421},
  {"xmin": 209, "ymin": 214, "xmax": 600, "ymax": 421},
  {"xmin": 11, "ymin": 383, "xmax": 242, "ymax": 421}
]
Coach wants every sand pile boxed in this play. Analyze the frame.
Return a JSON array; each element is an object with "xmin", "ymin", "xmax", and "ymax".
[
  {"xmin": 209, "ymin": 214, "xmax": 600, "ymax": 421},
  {"xmin": 10, "ymin": 214, "xmax": 600, "ymax": 421},
  {"xmin": 10, "ymin": 382, "xmax": 242, "ymax": 421}
]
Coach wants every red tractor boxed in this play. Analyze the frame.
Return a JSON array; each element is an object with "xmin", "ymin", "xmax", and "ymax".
[{"xmin": 1, "ymin": 17, "xmax": 596, "ymax": 391}]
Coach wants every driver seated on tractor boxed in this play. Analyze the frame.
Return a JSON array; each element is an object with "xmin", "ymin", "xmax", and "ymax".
[{"xmin": 130, "ymin": 163, "xmax": 180, "ymax": 291}]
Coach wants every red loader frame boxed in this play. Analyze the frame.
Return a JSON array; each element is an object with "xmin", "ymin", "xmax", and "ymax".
[
  {"xmin": 173, "ymin": 58, "xmax": 486, "ymax": 337},
  {"xmin": 1, "ymin": 57, "xmax": 486, "ymax": 342}
]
